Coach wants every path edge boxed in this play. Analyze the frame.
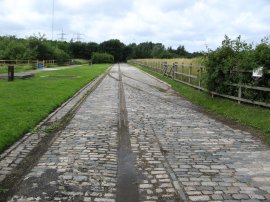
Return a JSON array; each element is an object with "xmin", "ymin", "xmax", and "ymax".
[{"xmin": 0, "ymin": 66, "xmax": 112, "ymax": 185}]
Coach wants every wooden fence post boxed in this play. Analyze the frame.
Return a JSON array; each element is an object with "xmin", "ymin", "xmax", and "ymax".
[
  {"xmin": 173, "ymin": 62, "xmax": 178, "ymax": 80},
  {"xmin": 165, "ymin": 62, "xmax": 168, "ymax": 76},
  {"xmin": 189, "ymin": 63, "xmax": 192, "ymax": 83},
  {"xmin": 238, "ymin": 85, "xmax": 242, "ymax": 104},
  {"xmin": 181, "ymin": 63, "xmax": 184, "ymax": 81},
  {"xmin": 8, "ymin": 65, "xmax": 14, "ymax": 81},
  {"xmin": 199, "ymin": 65, "xmax": 202, "ymax": 89}
]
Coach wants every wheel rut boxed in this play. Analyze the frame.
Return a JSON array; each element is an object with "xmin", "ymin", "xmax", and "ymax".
[{"xmin": 116, "ymin": 64, "xmax": 139, "ymax": 202}]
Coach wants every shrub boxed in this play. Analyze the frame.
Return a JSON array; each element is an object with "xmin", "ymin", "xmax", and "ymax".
[
  {"xmin": 204, "ymin": 35, "xmax": 270, "ymax": 102},
  {"xmin": 91, "ymin": 52, "xmax": 114, "ymax": 64},
  {"xmin": 53, "ymin": 47, "xmax": 70, "ymax": 64},
  {"xmin": 204, "ymin": 36, "xmax": 255, "ymax": 94},
  {"xmin": 158, "ymin": 52, "xmax": 178, "ymax": 59}
]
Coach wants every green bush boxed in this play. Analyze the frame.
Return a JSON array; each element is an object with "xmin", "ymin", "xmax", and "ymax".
[
  {"xmin": 91, "ymin": 52, "xmax": 114, "ymax": 64},
  {"xmin": 158, "ymin": 52, "xmax": 178, "ymax": 59},
  {"xmin": 53, "ymin": 47, "xmax": 70, "ymax": 64},
  {"xmin": 204, "ymin": 35, "xmax": 270, "ymax": 101}
]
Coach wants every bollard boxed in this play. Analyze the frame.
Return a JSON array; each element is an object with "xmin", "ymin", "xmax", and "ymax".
[{"xmin": 8, "ymin": 65, "xmax": 14, "ymax": 81}]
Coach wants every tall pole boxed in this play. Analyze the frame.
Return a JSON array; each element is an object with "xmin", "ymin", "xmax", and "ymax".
[{"xmin": 51, "ymin": 0, "xmax": 55, "ymax": 40}]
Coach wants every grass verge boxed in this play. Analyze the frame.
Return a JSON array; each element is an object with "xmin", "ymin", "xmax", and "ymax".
[
  {"xmin": 0, "ymin": 64, "xmax": 110, "ymax": 153},
  {"xmin": 132, "ymin": 63, "xmax": 270, "ymax": 144}
]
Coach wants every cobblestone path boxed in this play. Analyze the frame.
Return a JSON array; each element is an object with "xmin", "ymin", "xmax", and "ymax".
[{"xmin": 8, "ymin": 64, "xmax": 270, "ymax": 201}]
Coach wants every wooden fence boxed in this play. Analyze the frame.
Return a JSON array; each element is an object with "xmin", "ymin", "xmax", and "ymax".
[
  {"xmin": 0, "ymin": 60, "xmax": 56, "ymax": 67},
  {"xmin": 129, "ymin": 59, "xmax": 270, "ymax": 108}
]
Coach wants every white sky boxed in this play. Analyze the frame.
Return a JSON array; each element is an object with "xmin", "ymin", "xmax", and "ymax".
[{"xmin": 0, "ymin": 0, "xmax": 269, "ymax": 52}]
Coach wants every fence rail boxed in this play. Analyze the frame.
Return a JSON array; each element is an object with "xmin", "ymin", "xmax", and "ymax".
[
  {"xmin": 129, "ymin": 59, "xmax": 270, "ymax": 108},
  {"xmin": 0, "ymin": 60, "xmax": 56, "ymax": 67}
]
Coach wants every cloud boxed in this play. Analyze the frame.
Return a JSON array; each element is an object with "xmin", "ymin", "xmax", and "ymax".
[{"xmin": 0, "ymin": 0, "xmax": 269, "ymax": 52}]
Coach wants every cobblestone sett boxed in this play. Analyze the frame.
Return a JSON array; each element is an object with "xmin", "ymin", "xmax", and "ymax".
[{"xmin": 189, "ymin": 195, "xmax": 210, "ymax": 201}]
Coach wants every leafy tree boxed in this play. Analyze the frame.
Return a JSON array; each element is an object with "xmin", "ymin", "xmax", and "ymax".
[
  {"xmin": 204, "ymin": 35, "xmax": 270, "ymax": 101},
  {"xmin": 52, "ymin": 47, "xmax": 70, "ymax": 64},
  {"xmin": 206, "ymin": 36, "xmax": 246, "ymax": 93},
  {"xmin": 91, "ymin": 52, "xmax": 114, "ymax": 64},
  {"xmin": 85, "ymin": 42, "xmax": 99, "ymax": 59},
  {"xmin": 254, "ymin": 38, "xmax": 270, "ymax": 89},
  {"xmin": 176, "ymin": 45, "xmax": 189, "ymax": 57},
  {"xmin": 69, "ymin": 42, "xmax": 87, "ymax": 59},
  {"xmin": 151, "ymin": 43, "xmax": 165, "ymax": 58},
  {"xmin": 159, "ymin": 52, "xmax": 178, "ymax": 59},
  {"xmin": 255, "ymin": 39, "xmax": 270, "ymax": 68},
  {"xmin": 123, "ymin": 45, "xmax": 134, "ymax": 61},
  {"xmin": 138, "ymin": 42, "xmax": 155, "ymax": 58},
  {"xmin": 27, "ymin": 36, "xmax": 54, "ymax": 60},
  {"xmin": 99, "ymin": 39, "xmax": 125, "ymax": 62}
]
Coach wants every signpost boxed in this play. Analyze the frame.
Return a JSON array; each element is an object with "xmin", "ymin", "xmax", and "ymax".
[{"xmin": 252, "ymin": 67, "xmax": 263, "ymax": 77}]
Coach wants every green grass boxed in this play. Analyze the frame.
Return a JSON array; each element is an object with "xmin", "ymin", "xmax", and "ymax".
[
  {"xmin": 133, "ymin": 64, "xmax": 270, "ymax": 143},
  {"xmin": 0, "ymin": 64, "xmax": 110, "ymax": 152}
]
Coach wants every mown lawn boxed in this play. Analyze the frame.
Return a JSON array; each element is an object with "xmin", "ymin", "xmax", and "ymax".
[
  {"xmin": 133, "ymin": 64, "xmax": 270, "ymax": 143},
  {"xmin": 0, "ymin": 64, "xmax": 110, "ymax": 152}
]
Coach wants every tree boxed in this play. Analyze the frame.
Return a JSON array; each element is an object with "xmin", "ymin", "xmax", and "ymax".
[
  {"xmin": 123, "ymin": 44, "xmax": 134, "ymax": 60},
  {"xmin": 151, "ymin": 43, "xmax": 165, "ymax": 58},
  {"xmin": 69, "ymin": 42, "xmax": 87, "ymax": 59},
  {"xmin": 176, "ymin": 45, "xmax": 189, "ymax": 57},
  {"xmin": 0, "ymin": 36, "xmax": 31, "ymax": 59},
  {"xmin": 159, "ymin": 52, "xmax": 178, "ymax": 59},
  {"xmin": 205, "ymin": 35, "xmax": 255, "ymax": 94},
  {"xmin": 85, "ymin": 42, "xmax": 99, "ymax": 59},
  {"xmin": 27, "ymin": 36, "xmax": 54, "ymax": 60},
  {"xmin": 135, "ymin": 42, "xmax": 155, "ymax": 58},
  {"xmin": 99, "ymin": 39, "xmax": 125, "ymax": 62},
  {"xmin": 91, "ymin": 52, "xmax": 114, "ymax": 64}
]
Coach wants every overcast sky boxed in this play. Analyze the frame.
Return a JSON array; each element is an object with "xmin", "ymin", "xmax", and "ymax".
[{"xmin": 0, "ymin": 0, "xmax": 269, "ymax": 52}]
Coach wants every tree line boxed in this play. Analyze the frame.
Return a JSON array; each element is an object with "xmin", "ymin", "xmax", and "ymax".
[{"xmin": 0, "ymin": 35, "xmax": 202, "ymax": 63}]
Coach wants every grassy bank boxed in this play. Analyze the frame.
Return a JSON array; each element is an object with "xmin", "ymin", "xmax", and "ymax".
[
  {"xmin": 132, "ymin": 63, "xmax": 270, "ymax": 143},
  {"xmin": 0, "ymin": 64, "xmax": 110, "ymax": 152}
]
